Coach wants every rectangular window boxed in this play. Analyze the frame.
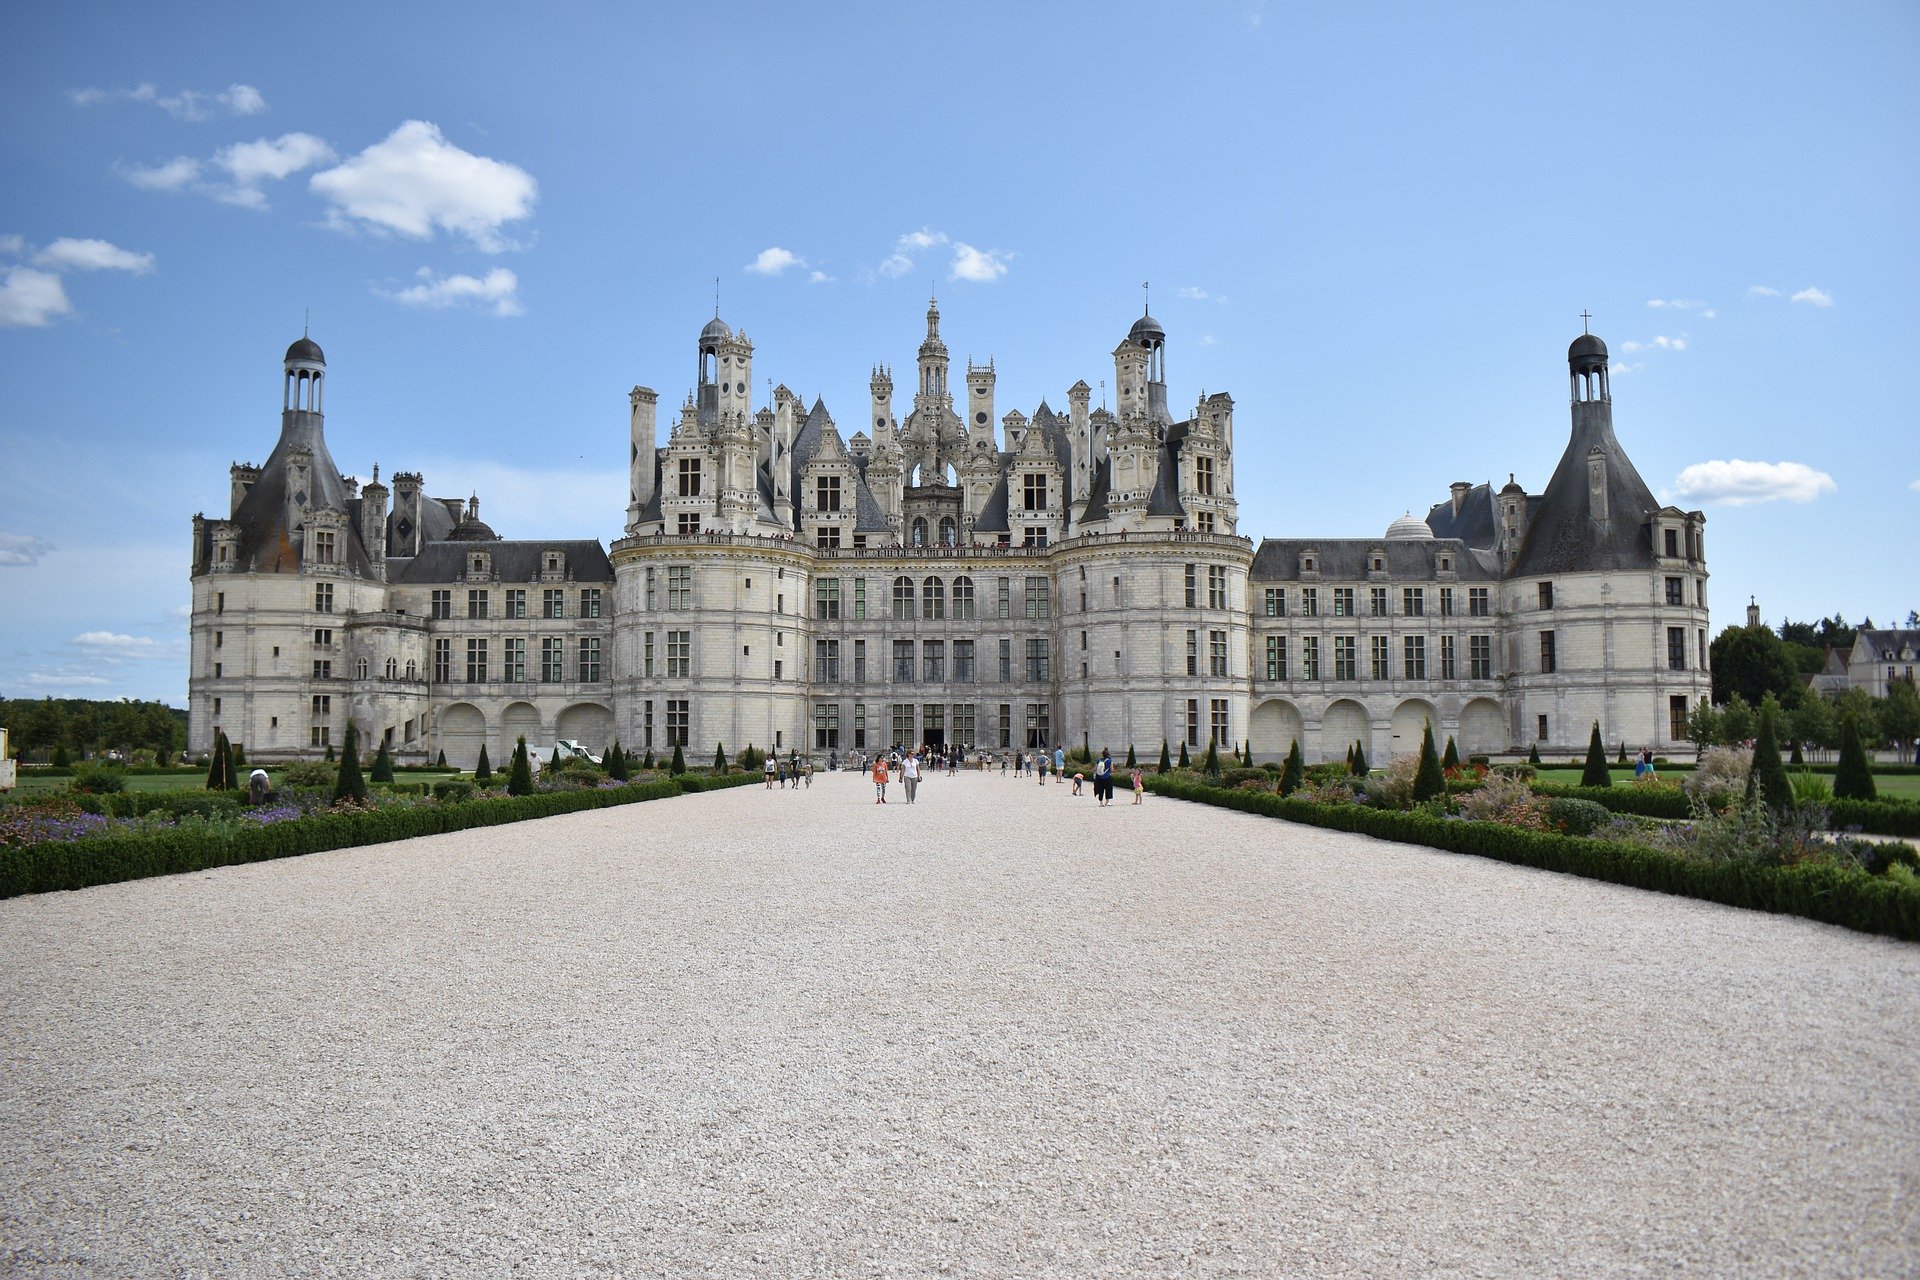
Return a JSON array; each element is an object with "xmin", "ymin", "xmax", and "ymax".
[
  {"xmin": 1440, "ymin": 587, "xmax": 1454, "ymax": 617},
  {"xmin": 543, "ymin": 589, "xmax": 565, "ymax": 619},
  {"xmin": 1264, "ymin": 587, "xmax": 1284, "ymax": 617},
  {"xmin": 1665, "ymin": 576, "xmax": 1684, "ymax": 607},
  {"xmin": 1210, "ymin": 698, "xmax": 1229, "ymax": 747},
  {"xmin": 579, "ymin": 637, "xmax": 602, "ymax": 683},
  {"xmin": 1370, "ymin": 586, "xmax": 1389, "ymax": 617},
  {"xmin": 677, "ymin": 513, "xmax": 700, "ymax": 535},
  {"xmin": 1207, "ymin": 565, "xmax": 1227, "ymax": 609},
  {"xmin": 954, "ymin": 640, "xmax": 975, "ymax": 683},
  {"xmin": 1186, "ymin": 629, "xmax": 1199, "ymax": 677},
  {"xmin": 468, "ymin": 589, "xmax": 489, "ymax": 619},
  {"xmin": 643, "ymin": 633, "xmax": 655, "ymax": 678},
  {"xmin": 1209, "ymin": 629, "xmax": 1228, "ymax": 677},
  {"xmin": 893, "ymin": 640, "xmax": 914, "ymax": 683},
  {"xmin": 1403, "ymin": 587, "xmax": 1424, "ymax": 617},
  {"xmin": 1026, "ymin": 703, "xmax": 1052, "ymax": 749},
  {"xmin": 1668, "ymin": 626, "xmax": 1687, "ymax": 671},
  {"xmin": 953, "ymin": 704, "xmax": 975, "ymax": 746},
  {"xmin": 1184, "ymin": 564, "xmax": 1198, "ymax": 608},
  {"xmin": 541, "ymin": 638, "xmax": 565, "ymax": 683},
  {"xmin": 1670, "ymin": 695, "xmax": 1689, "ymax": 741},
  {"xmin": 816, "ymin": 475, "xmax": 841, "ymax": 512},
  {"xmin": 1026, "ymin": 638, "xmax": 1051, "ymax": 682},
  {"xmin": 892, "ymin": 703, "xmax": 915, "ymax": 746},
  {"xmin": 505, "ymin": 588, "xmax": 527, "ymax": 619},
  {"xmin": 1537, "ymin": 713, "xmax": 1549, "ymax": 742},
  {"xmin": 666, "ymin": 630, "xmax": 690, "ymax": 678},
  {"xmin": 855, "ymin": 704, "xmax": 869, "ymax": 750},
  {"xmin": 430, "ymin": 589, "xmax": 449, "ymax": 619},
  {"xmin": 854, "ymin": 639, "xmax": 867, "ymax": 683},
  {"xmin": 1186, "ymin": 699, "xmax": 1201, "ymax": 748},
  {"xmin": 667, "ymin": 565, "xmax": 692, "ymax": 610},
  {"xmin": 814, "ymin": 703, "xmax": 840, "ymax": 750},
  {"xmin": 1404, "ymin": 635, "xmax": 1426, "ymax": 680},
  {"xmin": 311, "ymin": 694, "xmax": 330, "ymax": 717},
  {"xmin": 997, "ymin": 578, "xmax": 1011, "ymax": 619},
  {"xmin": 1538, "ymin": 582, "xmax": 1554, "ymax": 609},
  {"xmin": 309, "ymin": 727, "xmax": 330, "ymax": 747},
  {"xmin": 998, "ymin": 638, "xmax": 1013, "ymax": 683},
  {"xmin": 815, "ymin": 523, "xmax": 841, "ymax": 550},
  {"xmin": 1469, "ymin": 587, "xmax": 1490, "ymax": 617},
  {"xmin": 817, "ymin": 638, "xmax": 840, "ymax": 683},
  {"xmin": 1333, "ymin": 587, "xmax": 1355, "ymax": 617},
  {"xmin": 466, "ymin": 638, "xmax": 488, "ymax": 683},
  {"xmin": 1022, "ymin": 525, "xmax": 1049, "ymax": 548},
  {"xmin": 924, "ymin": 640, "xmax": 945, "ymax": 682},
  {"xmin": 1334, "ymin": 635, "xmax": 1357, "ymax": 681},
  {"xmin": 581, "ymin": 588, "xmax": 603, "ymax": 619},
  {"xmin": 853, "ymin": 577, "xmax": 867, "ymax": 620},
  {"xmin": 1195, "ymin": 454, "xmax": 1215, "ymax": 497},
  {"xmin": 677, "ymin": 457, "xmax": 702, "ymax": 496},
  {"xmin": 313, "ymin": 529, "xmax": 335, "ymax": 564},
  {"xmin": 1024, "ymin": 577, "xmax": 1050, "ymax": 619},
  {"xmin": 665, "ymin": 699, "xmax": 689, "ymax": 747},
  {"xmin": 1022, "ymin": 473, "xmax": 1048, "ymax": 511},
  {"xmin": 1302, "ymin": 587, "xmax": 1319, "ymax": 618},
  {"xmin": 815, "ymin": 577, "xmax": 840, "ymax": 619},
  {"xmin": 1539, "ymin": 631, "xmax": 1557, "ymax": 674},
  {"xmin": 923, "ymin": 703, "xmax": 945, "ymax": 743},
  {"xmin": 1469, "ymin": 634, "xmax": 1493, "ymax": 680},
  {"xmin": 1440, "ymin": 634, "xmax": 1456, "ymax": 679},
  {"xmin": 1302, "ymin": 636, "xmax": 1320, "ymax": 681},
  {"xmin": 1370, "ymin": 634, "xmax": 1390, "ymax": 680},
  {"xmin": 503, "ymin": 637, "xmax": 526, "ymax": 682},
  {"xmin": 1664, "ymin": 528, "xmax": 1679, "ymax": 558},
  {"xmin": 1699, "ymin": 628, "xmax": 1708, "ymax": 669},
  {"xmin": 433, "ymin": 638, "xmax": 452, "ymax": 683},
  {"xmin": 313, "ymin": 627, "xmax": 333, "ymax": 647},
  {"xmin": 644, "ymin": 569, "xmax": 656, "ymax": 612},
  {"xmin": 1265, "ymin": 636, "xmax": 1287, "ymax": 680}
]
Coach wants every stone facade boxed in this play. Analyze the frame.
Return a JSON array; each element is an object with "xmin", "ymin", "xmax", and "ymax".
[{"xmin": 188, "ymin": 307, "xmax": 1713, "ymax": 767}]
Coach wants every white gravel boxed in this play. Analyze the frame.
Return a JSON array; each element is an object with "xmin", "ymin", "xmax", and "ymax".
[{"xmin": 3, "ymin": 769, "xmax": 1918, "ymax": 1278}]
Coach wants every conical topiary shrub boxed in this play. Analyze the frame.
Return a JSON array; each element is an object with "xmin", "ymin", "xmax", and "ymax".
[
  {"xmin": 1581, "ymin": 722, "xmax": 1612, "ymax": 789},
  {"xmin": 206, "ymin": 729, "xmax": 232, "ymax": 791},
  {"xmin": 714, "ymin": 742, "xmax": 728, "ymax": 772},
  {"xmin": 326, "ymin": 743, "xmax": 336, "ymax": 762},
  {"xmin": 1788, "ymin": 738, "xmax": 1803, "ymax": 766},
  {"xmin": 332, "ymin": 722, "xmax": 368, "ymax": 805},
  {"xmin": 1747, "ymin": 708, "xmax": 1793, "ymax": 811},
  {"xmin": 1351, "ymin": 741, "xmax": 1369, "ymax": 777},
  {"xmin": 1157, "ymin": 740, "xmax": 1171, "ymax": 774},
  {"xmin": 507, "ymin": 736, "xmax": 534, "ymax": 796},
  {"xmin": 1177, "ymin": 741, "xmax": 1190, "ymax": 769},
  {"xmin": 1413, "ymin": 721, "xmax": 1446, "ymax": 802},
  {"xmin": 436, "ymin": 750, "xmax": 447, "ymax": 767},
  {"xmin": 1125, "ymin": 744, "xmax": 1137, "ymax": 769},
  {"xmin": 474, "ymin": 744, "xmax": 493, "ymax": 786},
  {"xmin": 606, "ymin": 741, "xmax": 628, "ymax": 782},
  {"xmin": 1202, "ymin": 738, "xmax": 1220, "ymax": 777},
  {"xmin": 1442, "ymin": 735, "xmax": 1459, "ymax": 771},
  {"xmin": 370, "ymin": 739, "xmax": 394, "ymax": 784},
  {"xmin": 1528, "ymin": 742, "xmax": 1542, "ymax": 767},
  {"xmin": 1279, "ymin": 740, "xmax": 1304, "ymax": 796},
  {"xmin": 1833, "ymin": 716, "xmax": 1876, "ymax": 801},
  {"xmin": 643, "ymin": 749, "xmax": 655, "ymax": 770},
  {"xmin": 669, "ymin": 743, "xmax": 686, "ymax": 776}
]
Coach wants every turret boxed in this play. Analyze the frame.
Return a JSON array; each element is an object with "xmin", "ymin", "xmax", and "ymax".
[
  {"xmin": 870, "ymin": 364, "xmax": 894, "ymax": 440},
  {"xmin": 1497, "ymin": 473, "xmax": 1528, "ymax": 571},
  {"xmin": 361, "ymin": 463, "xmax": 388, "ymax": 572},
  {"xmin": 390, "ymin": 471, "xmax": 424, "ymax": 557},
  {"xmin": 966, "ymin": 359, "xmax": 996, "ymax": 445},
  {"xmin": 915, "ymin": 295, "xmax": 949, "ymax": 403},
  {"xmin": 230, "ymin": 462, "xmax": 261, "ymax": 517},
  {"xmin": 1067, "ymin": 380, "xmax": 1093, "ymax": 503},
  {"xmin": 627, "ymin": 386, "xmax": 658, "ymax": 533},
  {"xmin": 283, "ymin": 334, "xmax": 325, "ymax": 425}
]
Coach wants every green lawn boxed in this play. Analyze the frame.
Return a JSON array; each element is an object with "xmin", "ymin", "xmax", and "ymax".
[{"xmin": 1534, "ymin": 765, "xmax": 1920, "ymax": 800}]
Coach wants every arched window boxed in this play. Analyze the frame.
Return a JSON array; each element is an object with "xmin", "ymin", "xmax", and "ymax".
[
  {"xmin": 938, "ymin": 516, "xmax": 956, "ymax": 546},
  {"xmin": 911, "ymin": 516, "xmax": 928, "ymax": 546},
  {"xmin": 923, "ymin": 577, "xmax": 945, "ymax": 620},
  {"xmin": 355, "ymin": 658, "xmax": 369, "ymax": 680},
  {"xmin": 892, "ymin": 575, "xmax": 915, "ymax": 620},
  {"xmin": 952, "ymin": 576, "xmax": 975, "ymax": 620},
  {"xmin": 385, "ymin": 657, "xmax": 398, "ymax": 679},
  {"xmin": 405, "ymin": 659, "xmax": 417, "ymax": 680}
]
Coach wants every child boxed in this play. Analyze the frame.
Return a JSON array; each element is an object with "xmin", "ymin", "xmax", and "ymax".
[
  {"xmin": 1071, "ymin": 772, "xmax": 1084, "ymax": 795},
  {"xmin": 1131, "ymin": 766, "xmax": 1144, "ymax": 805},
  {"xmin": 872, "ymin": 755, "xmax": 889, "ymax": 804}
]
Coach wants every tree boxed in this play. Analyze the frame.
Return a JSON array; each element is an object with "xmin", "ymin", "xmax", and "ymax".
[
  {"xmin": 1202, "ymin": 738, "xmax": 1220, "ymax": 777},
  {"xmin": 1746, "ymin": 708, "xmax": 1792, "ymax": 812},
  {"xmin": 1709, "ymin": 625, "xmax": 1800, "ymax": 709},
  {"xmin": 1158, "ymin": 740, "xmax": 1171, "ymax": 774},
  {"xmin": 606, "ymin": 741, "xmax": 628, "ymax": 782},
  {"xmin": 643, "ymin": 749, "xmax": 655, "ymax": 770},
  {"xmin": 669, "ymin": 743, "xmax": 686, "ymax": 775},
  {"xmin": 1686, "ymin": 700, "xmax": 1722, "ymax": 749},
  {"xmin": 51, "ymin": 742, "xmax": 71, "ymax": 769},
  {"xmin": 550, "ymin": 747, "xmax": 562, "ymax": 771},
  {"xmin": 1789, "ymin": 695, "xmax": 1835, "ymax": 756},
  {"xmin": 1879, "ymin": 679, "xmax": 1920, "ymax": 761},
  {"xmin": 714, "ymin": 742, "xmax": 728, "ymax": 772},
  {"xmin": 332, "ymin": 722, "xmax": 368, "ymax": 805},
  {"xmin": 1279, "ymin": 740, "xmax": 1305, "ymax": 796},
  {"xmin": 436, "ymin": 750, "xmax": 447, "ymax": 767},
  {"xmin": 1178, "ymin": 741, "xmax": 1190, "ymax": 769},
  {"xmin": 370, "ymin": 739, "xmax": 394, "ymax": 784},
  {"xmin": 1241, "ymin": 739, "xmax": 1251, "ymax": 765},
  {"xmin": 1719, "ymin": 695, "xmax": 1754, "ymax": 745},
  {"xmin": 1351, "ymin": 741, "xmax": 1369, "ymax": 776},
  {"xmin": 1834, "ymin": 687, "xmax": 1881, "ymax": 747},
  {"xmin": 1442, "ymin": 735, "xmax": 1459, "ymax": 771},
  {"xmin": 1834, "ymin": 716, "xmax": 1876, "ymax": 801},
  {"xmin": 205, "ymin": 730, "xmax": 231, "ymax": 790},
  {"xmin": 1581, "ymin": 722, "xmax": 1612, "ymax": 788},
  {"xmin": 474, "ymin": 744, "xmax": 493, "ymax": 786},
  {"xmin": 325, "ymin": 743, "xmax": 336, "ymax": 762},
  {"xmin": 1413, "ymin": 722, "xmax": 1446, "ymax": 802},
  {"xmin": 1527, "ymin": 742, "xmax": 1541, "ymax": 767},
  {"xmin": 1345, "ymin": 744, "xmax": 1355, "ymax": 772},
  {"xmin": 1125, "ymin": 744, "xmax": 1137, "ymax": 769},
  {"xmin": 1789, "ymin": 738, "xmax": 1804, "ymax": 766},
  {"xmin": 507, "ymin": 736, "xmax": 534, "ymax": 796}
]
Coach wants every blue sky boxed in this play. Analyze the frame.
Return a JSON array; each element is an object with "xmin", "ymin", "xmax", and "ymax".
[{"xmin": 2, "ymin": 1, "xmax": 1915, "ymax": 704}]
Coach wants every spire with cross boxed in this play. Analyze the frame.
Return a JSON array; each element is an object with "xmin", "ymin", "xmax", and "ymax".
[{"xmin": 1580, "ymin": 309, "xmax": 1592, "ymax": 334}]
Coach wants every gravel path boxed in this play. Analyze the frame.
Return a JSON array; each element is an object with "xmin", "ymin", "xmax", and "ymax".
[{"xmin": 4, "ymin": 769, "xmax": 1918, "ymax": 1278}]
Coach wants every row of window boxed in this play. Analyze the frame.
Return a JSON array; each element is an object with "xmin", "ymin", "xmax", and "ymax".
[
  {"xmin": 636, "ymin": 633, "xmax": 1056, "ymax": 685},
  {"xmin": 807, "ymin": 702, "xmax": 1053, "ymax": 751},
  {"xmin": 430, "ymin": 587, "xmax": 602, "ymax": 621},
  {"xmin": 430, "ymin": 637, "xmax": 604, "ymax": 684},
  {"xmin": 1263, "ymin": 585, "xmax": 1491, "ymax": 619},
  {"xmin": 1264, "ymin": 634, "xmax": 1495, "ymax": 682}
]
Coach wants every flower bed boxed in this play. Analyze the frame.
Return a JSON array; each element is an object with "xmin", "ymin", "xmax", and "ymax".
[{"xmin": 1146, "ymin": 773, "xmax": 1920, "ymax": 942}]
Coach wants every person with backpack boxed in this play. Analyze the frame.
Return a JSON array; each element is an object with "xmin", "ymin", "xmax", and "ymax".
[{"xmin": 1094, "ymin": 750, "xmax": 1113, "ymax": 806}]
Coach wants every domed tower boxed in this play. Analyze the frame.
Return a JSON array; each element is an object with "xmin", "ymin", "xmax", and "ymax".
[
  {"xmin": 915, "ymin": 294, "xmax": 950, "ymax": 404},
  {"xmin": 284, "ymin": 334, "xmax": 325, "ymax": 421},
  {"xmin": 696, "ymin": 313, "xmax": 731, "ymax": 423}
]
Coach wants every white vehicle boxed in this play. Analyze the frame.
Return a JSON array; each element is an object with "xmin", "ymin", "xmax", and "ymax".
[
  {"xmin": 555, "ymin": 739, "xmax": 602, "ymax": 766},
  {"xmin": 529, "ymin": 740, "xmax": 601, "ymax": 774}
]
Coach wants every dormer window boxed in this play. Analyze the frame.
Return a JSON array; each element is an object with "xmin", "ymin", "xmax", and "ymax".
[{"xmin": 471, "ymin": 555, "xmax": 484, "ymax": 573}]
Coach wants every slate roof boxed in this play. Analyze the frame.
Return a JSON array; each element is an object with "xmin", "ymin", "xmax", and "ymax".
[
  {"xmin": 1421, "ymin": 482, "xmax": 1500, "ymax": 550},
  {"xmin": 222, "ymin": 413, "xmax": 376, "ymax": 576},
  {"xmin": 1508, "ymin": 407, "xmax": 1662, "ymax": 577},
  {"xmin": 1249, "ymin": 537, "xmax": 1499, "ymax": 582},
  {"xmin": 389, "ymin": 539, "xmax": 613, "ymax": 584}
]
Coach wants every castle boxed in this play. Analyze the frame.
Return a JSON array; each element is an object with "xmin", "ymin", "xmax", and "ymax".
[{"xmin": 187, "ymin": 303, "xmax": 1713, "ymax": 766}]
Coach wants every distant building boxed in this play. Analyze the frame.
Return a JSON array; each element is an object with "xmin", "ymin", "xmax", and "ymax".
[
  {"xmin": 1808, "ymin": 624, "xmax": 1920, "ymax": 700},
  {"xmin": 188, "ymin": 307, "xmax": 1713, "ymax": 764}
]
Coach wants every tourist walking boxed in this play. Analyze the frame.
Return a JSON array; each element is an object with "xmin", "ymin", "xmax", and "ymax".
[
  {"xmin": 1094, "ymin": 750, "xmax": 1113, "ymax": 806},
  {"xmin": 764, "ymin": 754, "xmax": 777, "ymax": 789},
  {"xmin": 1053, "ymin": 745, "xmax": 1065, "ymax": 783},
  {"xmin": 872, "ymin": 755, "xmax": 889, "ymax": 803},
  {"xmin": 902, "ymin": 752, "xmax": 921, "ymax": 804}
]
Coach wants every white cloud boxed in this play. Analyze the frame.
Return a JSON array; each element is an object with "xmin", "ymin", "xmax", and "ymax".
[
  {"xmin": 950, "ymin": 242, "xmax": 1011, "ymax": 283},
  {"xmin": 1910, "ymin": 479, "xmax": 1920, "ymax": 493},
  {"xmin": 1619, "ymin": 335, "xmax": 1687, "ymax": 354},
  {"xmin": 1609, "ymin": 361, "xmax": 1646, "ymax": 376},
  {"xmin": 1747, "ymin": 285, "xmax": 1781, "ymax": 298},
  {"xmin": 0, "ymin": 234, "xmax": 22, "ymax": 255},
  {"xmin": 1197, "ymin": 334, "xmax": 1220, "ymax": 346},
  {"xmin": 808, "ymin": 270, "xmax": 835, "ymax": 285},
  {"xmin": 384, "ymin": 266, "xmax": 522, "ymax": 317},
  {"xmin": 1791, "ymin": 286, "xmax": 1833, "ymax": 307},
  {"xmin": 0, "ymin": 268, "xmax": 72, "ymax": 327},
  {"xmin": 212, "ymin": 133, "xmax": 334, "ymax": 208},
  {"xmin": 746, "ymin": 247, "xmax": 805, "ymax": 276},
  {"xmin": 73, "ymin": 630, "xmax": 164, "ymax": 650},
  {"xmin": 0, "ymin": 532, "xmax": 56, "ymax": 565},
  {"xmin": 32, "ymin": 238, "xmax": 154, "ymax": 274},
  {"xmin": 310, "ymin": 121, "xmax": 537, "ymax": 252},
  {"xmin": 67, "ymin": 82, "xmax": 267, "ymax": 120},
  {"xmin": 880, "ymin": 227, "xmax": 948, "ymax": 278},
  {"xmin": 19, "ymin": 671, "xmax": 111, "ymax": 688},
  {"xmin": 1647, "ymin": 298, "xmax": 1713, "ymax": 314},
  {"xmin": 1672, "ymin": 459, "xmax": 1836, "ymax": 506},
  {"xmin": 121, "ymin": 156, "xmax": 203, "ymax": 191}
]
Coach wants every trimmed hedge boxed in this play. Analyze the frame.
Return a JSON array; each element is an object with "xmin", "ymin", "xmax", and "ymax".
[
  {"xmin": 671, "ymin": 771, "xmax": 763, "ymax": 794},
  {"xmin": 1146, "ymin": 774, "xmax": 1920, "ymax": 942},
  {"xmin": 3, "ymin": 778, "xmax": 692, "ymax": 899},
  {"xmin": 1531, "ymin": 780, "xmax": 1920, "ymax": 835}
]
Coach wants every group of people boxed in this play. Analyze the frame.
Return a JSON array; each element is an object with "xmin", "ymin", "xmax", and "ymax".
[
  {"xmin": 1631, "ymin": 747, "xmax": 1659, "ymax": 780},
  {"xmin": 762, "ymin": 751, "xmax": 813, "ymax": 789},
  {"xmin": 869, "ymin": 750, "xmax": 923, "ymax": 803}
]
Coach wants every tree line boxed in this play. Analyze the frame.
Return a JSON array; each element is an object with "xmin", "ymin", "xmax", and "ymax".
[
  {"xmin": 1701, "ymin": 612, "xmax": 1920, "ymax": 759},
  {"xmin": 1, "ymin": 697, "xmax": 187, "ymax": 764}
]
